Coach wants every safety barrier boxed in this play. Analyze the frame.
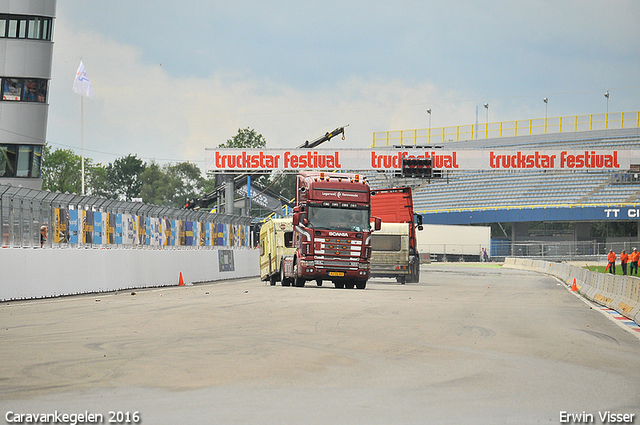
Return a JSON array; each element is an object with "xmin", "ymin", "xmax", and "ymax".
[
  {"xmin": 0, "ymin": 184, "xmax": 260, "ymax": 301},
  {"xmin": 372, "ymin": 111, "xmax": 640, "ymax": 146},
  {"xmin": 0, "ymin": 247, "xmax": 260, "ymax": 301},
  {"xmin": 0, "ymin": 184, "xmax": 252, "ymax": 249},
  {"xmin": 503, "ymin": 258, "xmax": 640, "ymax": 326}
]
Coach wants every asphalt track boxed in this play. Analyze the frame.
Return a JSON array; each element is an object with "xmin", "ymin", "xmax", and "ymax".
[{"xmin": 1, "ymin": 264, "xmax": 639, "ymax": 424}]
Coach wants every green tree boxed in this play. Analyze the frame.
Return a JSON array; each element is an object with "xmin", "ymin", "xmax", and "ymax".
[
  {"xmin": 218, "ymin": 127, "xmax": 267, "ymax": 149},
  {"xmin": 139, "ymin": 162, "xmax": 172, "ymax": 205},
  {"xmin": 42, "ymin": 145, "xmax": 85, "ymax": 194},
  {"xmin": 140, "ymin": 161, "xmax": 205, "ymax": 208},
  {"xmin": 108, "ymin": 154, "xmax": 146, "ymax": 201},
  {"xmin": 87, "ymin": 163, "xmax": 116, "ymax": 199},
  {"xmin": 166, "ymin": 162, "xmax": 205, "ymax": 207},
  {"xmin": 212, "ymin": 128, "xmax": 269, "ymax": 214}
]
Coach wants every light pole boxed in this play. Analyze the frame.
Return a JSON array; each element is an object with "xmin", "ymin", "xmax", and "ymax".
[
  {"xmin": 483, "ymin": 103, "xmax": 489, "ymax": 137},
  {"xmin": 427, "ymin": 109, "xmax": 432, "ymax": 142},
  {"xmin": 604, "ymin": 90, "xmax": 610, "ymax": 128},
  {"xmin": 543, "ymin": 98, "xmax": 548, "ymax": 133}
]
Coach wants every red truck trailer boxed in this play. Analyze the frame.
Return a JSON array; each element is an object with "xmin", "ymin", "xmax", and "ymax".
[
  {"xmin": 281, "ymin": 171, "xmax": 381, "ymax": 289},
  {"xmin": 370, "ymin": 187, "xmax": 423, "ymax": 283}
]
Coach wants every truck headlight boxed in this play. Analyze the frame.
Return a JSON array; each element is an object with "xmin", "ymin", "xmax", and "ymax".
[
  {"xmin": 302, "ymin": 260, "xmax": 314, "ymax": 267},
  {"xmin": 359, "ymin": 262, "xmax": 369, "ymax": 270}
]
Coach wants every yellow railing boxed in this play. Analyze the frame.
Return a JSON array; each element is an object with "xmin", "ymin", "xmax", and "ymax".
[
  {"xmin": 416, "ymin": 202, "xmax": 640, "ymax": 215},
  {"xmin": 372, "ymin": 111, "xmax": 640, "ymax": 147}
]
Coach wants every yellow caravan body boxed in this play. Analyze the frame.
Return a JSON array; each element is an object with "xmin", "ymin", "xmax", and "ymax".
[{"xmin": 259, "ymin": 218, "xmax": 295, "ymax": 285}]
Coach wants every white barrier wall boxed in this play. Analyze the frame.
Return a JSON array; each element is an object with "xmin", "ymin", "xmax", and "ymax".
[
  {"xmin": 416, "ymin": 224, "xmax": 491, "ymax": 256},
  {"xmin": 503, "ymin": 258, "xmax": 640, "ymax": 325},
  {"xmin": 0, "ymin": 248, "xmax": 260, "ymax": 301}
]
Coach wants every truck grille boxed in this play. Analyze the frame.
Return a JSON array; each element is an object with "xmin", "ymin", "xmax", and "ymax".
[{"xmin": 314, "ymin": 238, "xmax": 362, "ymax": 269}]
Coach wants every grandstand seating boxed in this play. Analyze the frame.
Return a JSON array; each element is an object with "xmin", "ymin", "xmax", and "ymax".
[{"xmin": 364, "ymin": 128, "xmax": 640, "ymax": 215}]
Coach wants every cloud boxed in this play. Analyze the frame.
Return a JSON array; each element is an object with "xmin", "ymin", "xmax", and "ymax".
[
  {"xmin": 47, "ymin": 17, "xmax": 469, "ymax": 168},
  {"xmin": 46, "ymin": 1, "xmax": 640, "ymax": 172}
]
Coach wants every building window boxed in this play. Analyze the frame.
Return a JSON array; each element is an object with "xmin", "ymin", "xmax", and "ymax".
[
  {"xmin": 0, "ymin": 145, "xmax": 17, "ymax": 177},
  {"xmin": 23, "ymin": 79, "xmax": 47, "ymax": 102},
  {"xmin": 2, "ymin": 78, "xmax": 22, "ymax": 101},
  {"xmin": 1, "ymin": 77, "xmax": 47, "ymax": 103},
  {"xmin": 0, "ymin": 14, "xmax": 53, "ymax": 41},
  {"xmin": 31, "ymin": 145, "xmax": 43, "ymax": 178},
  {"xmin": 0, "ymin": 144, "xmax": 42, "ymax": 178}
]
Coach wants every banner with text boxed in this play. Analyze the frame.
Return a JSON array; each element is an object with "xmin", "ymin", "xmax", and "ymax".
[{"xmin": 205, "ymin": 148, "xmax": 640, "ymax": 172}]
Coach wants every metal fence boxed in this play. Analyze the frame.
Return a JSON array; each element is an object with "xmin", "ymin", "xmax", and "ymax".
[
  {"xmin": 491, "ymin": 240, "xmax": 640, "ymax": 262},
  {"xmin": 0, "ymin": 184, "xmax": 252, "ymax": 249},
  {"xmin": 422, "ymin": 240, "xmax": 640, "ymax": 262}
]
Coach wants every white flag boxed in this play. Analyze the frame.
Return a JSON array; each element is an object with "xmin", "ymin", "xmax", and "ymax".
[{"xmin": 72, "ymin": 61, "xmax": 95, "ymax": 98}]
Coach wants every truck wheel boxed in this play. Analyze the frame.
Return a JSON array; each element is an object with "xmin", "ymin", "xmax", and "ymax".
[
  {"xmin": 356, "ymin": 280, "xmax": 367, "ymax": 290},
  {"xmin": 334, "ymin": 282, "xmax": 345, "ymax": 289},
  {"xmin": 397, "ymin": 276, "xmax": 406, "ymax": 284},
  {"xmin": 280, "ymin": 263, "xmax": 290, "ymax": 287},
  {"xmin": 345, "ymin": 281, "xmax": 355, "ymax": 289},
  {"xmin": 412, "ymin": 261, "xmax": 420, "ymax": 283},
  {"xmin": 269, "ymin": 274, "xmax": 277, "ymax": 286},
  {"xmin": 316, "ymin": 279, "xmax": 323, "ymax": 287},
  {"xmin": 293, "ymin": 261, "xmax": 305, "ymax": 288}
]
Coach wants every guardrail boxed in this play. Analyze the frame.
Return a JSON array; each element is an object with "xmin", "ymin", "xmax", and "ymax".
[
  {"xmin": 0, "ymin": 184, "xmax": 252, "ymax": 249},
  {"xmin": 373, "ymin": 111, "xmax": 640, "ymax": 146}
]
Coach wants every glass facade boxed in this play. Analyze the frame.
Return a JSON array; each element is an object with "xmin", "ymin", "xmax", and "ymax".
[
  {"xmin": 0, "ymin": 144, "xmax": 42, "ymax": 178},
  {"xmin": 0, "ymin": 8, "xmax": 54, "ymax": 189},
  {"xmin": 1, "ymin": 77, "xmax": 48, "ymax": 102},
  {"xmin": 0, "ymin": 14, "xmax": 53, "ymax": 40}
]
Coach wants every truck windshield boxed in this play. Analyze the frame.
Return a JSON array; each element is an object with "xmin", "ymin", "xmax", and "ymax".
[{"xmin": 307, "ymin": 206, "xmax": 370, "ymax": 231}]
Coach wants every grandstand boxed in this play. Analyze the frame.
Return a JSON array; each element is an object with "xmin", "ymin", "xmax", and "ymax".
[{"xmin": 364, "ymin": 126, "xmax": 640, "ymax": 255}]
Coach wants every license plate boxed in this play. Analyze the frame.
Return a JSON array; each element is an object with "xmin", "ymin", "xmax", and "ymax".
[{"xmin": 329, "ymin": 271, "xmax": 345, "ymax": 277}]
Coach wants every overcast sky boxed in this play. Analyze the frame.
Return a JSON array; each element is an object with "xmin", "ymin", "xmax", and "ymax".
[{"xmin": 46, "ymin": 0, "xmax": 640, "ymax": 170}]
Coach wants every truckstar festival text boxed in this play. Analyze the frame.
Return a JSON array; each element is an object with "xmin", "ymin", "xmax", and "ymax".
[{"xmin": 205, "ymin": 149, "xmax": 633, "ymax": 172}]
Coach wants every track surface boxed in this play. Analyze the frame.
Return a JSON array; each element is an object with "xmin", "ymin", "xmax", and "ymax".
[{"xmin": 1, "ymin": 264, "xmax": 639, "ymax": 424}]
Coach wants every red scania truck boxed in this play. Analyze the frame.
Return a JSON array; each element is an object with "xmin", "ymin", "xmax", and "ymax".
[{"xmin": 281, "ymin": 171, "xmax": 381, "ymax": 289}]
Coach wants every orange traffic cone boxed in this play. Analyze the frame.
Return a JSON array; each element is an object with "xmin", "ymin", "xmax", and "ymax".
[
  {"xmin": 178, "ymin": 272, "xmax": 185, "ymax": 286},
  {"xmin": 570, "ymin": 278, "xmax": 577, "ymax": 292}
]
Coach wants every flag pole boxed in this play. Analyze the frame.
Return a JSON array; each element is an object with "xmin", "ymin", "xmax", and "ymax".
[
  {"xmin": 81, "ymin": 95, "xmax": 85, "ymax": 195},
  {"xmin": 73, "ymin": 59, "xmax": 94, "ymax": 196}
]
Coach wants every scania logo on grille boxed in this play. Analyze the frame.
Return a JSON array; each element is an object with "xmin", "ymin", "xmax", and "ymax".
[{"xmin": 329, "ymin": 232, "xmax": 348, "ymax": 237}]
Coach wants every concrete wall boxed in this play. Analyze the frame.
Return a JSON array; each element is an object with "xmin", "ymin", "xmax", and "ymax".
[
  {"xmin": 503, "ymin": 258, "xmax": 640, "ymax": 325},
  {"xmin": 0, "ymin": 247, "xmax": 260, "ymax": 301}
]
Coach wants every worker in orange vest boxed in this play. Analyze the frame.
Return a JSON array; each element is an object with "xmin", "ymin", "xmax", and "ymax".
[
  {"xmin": 607, "ymin": 250, "xmax": 616, "ymax": 274},
  {"xmin": 631, "ymin": 248, "xmax": 639, "ymax": 275},
  {"xmin": 620, "ymin": 250, "xmax": 629, "ymax": 276}
]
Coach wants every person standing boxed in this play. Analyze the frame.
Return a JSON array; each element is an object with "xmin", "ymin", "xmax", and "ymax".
[
  {"xmin": 620, "ymin": 250, "xmax": 629, "ymax": 276},
  {"xmin": 40, "ymin": 225, "xmax": 47, "ymax": 248},
  {"xmin": 631, "ymin": 248, "xmax": 639, "ymax": 275},
  {"xmin": 607, "ymin": 249, "xmax": 617, "ymax": 274}
]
